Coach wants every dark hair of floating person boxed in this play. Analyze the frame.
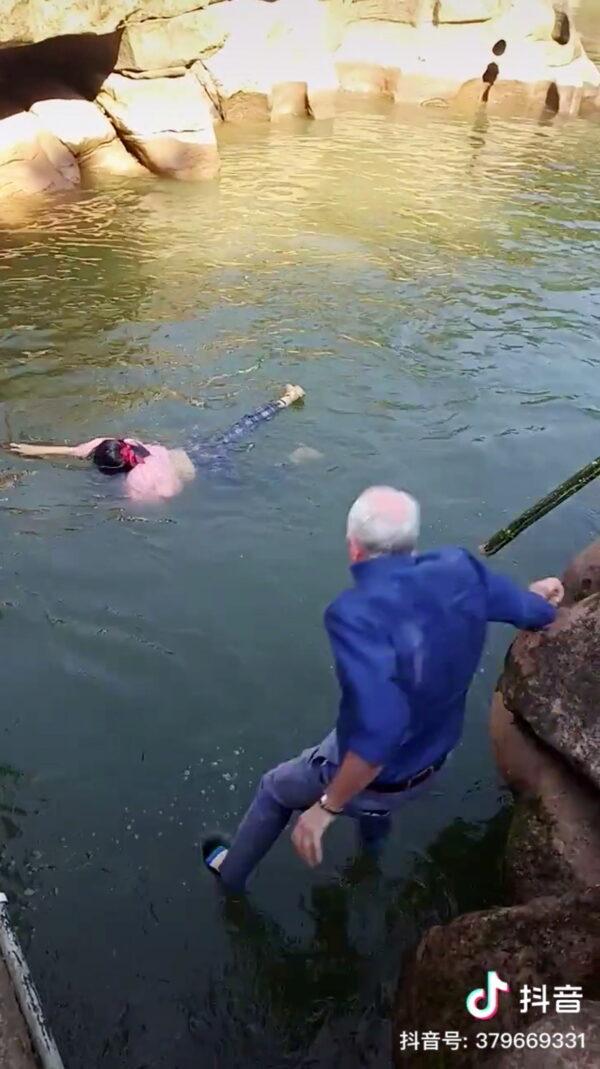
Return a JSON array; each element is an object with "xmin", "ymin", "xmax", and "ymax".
[{"xmin": 91, "ymin": 438, "xmax": 150, "ymax": 475}]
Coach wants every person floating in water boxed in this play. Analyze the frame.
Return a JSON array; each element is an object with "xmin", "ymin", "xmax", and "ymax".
[
  {"xmin": 9, "ymin": 384, "xmax": 305, "ymax": 503},
  {"xmin": 202, "ymin": 485, "xmax": 563, "ymax": 891}
]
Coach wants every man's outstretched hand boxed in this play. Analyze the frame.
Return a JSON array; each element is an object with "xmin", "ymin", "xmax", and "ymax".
[
  {"xmin": 529, "ymin": 577, "xmax": 564, "ymax": 606},
  {"xmin": 291, "ymin": 804, "xmax": 335, "ymax": 868}
]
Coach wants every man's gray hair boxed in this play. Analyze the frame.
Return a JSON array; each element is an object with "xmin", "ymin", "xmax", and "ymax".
[{"xmin": 346, "ymin": 486, "xmax": 420, "ymax": 556}]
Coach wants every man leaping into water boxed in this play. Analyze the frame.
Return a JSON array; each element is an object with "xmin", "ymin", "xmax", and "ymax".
[
  {"xmin": 203, "ymin": 485, "xmax": 563, "ymax": 891},
  {"xmin": 9, "ymin": 384, "xmax": 305, "ymax": 503}
]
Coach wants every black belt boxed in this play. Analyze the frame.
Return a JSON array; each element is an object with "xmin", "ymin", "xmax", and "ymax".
[{"xmin": 369, "ymin": 754, "xmax": 448, "ymax": 794}]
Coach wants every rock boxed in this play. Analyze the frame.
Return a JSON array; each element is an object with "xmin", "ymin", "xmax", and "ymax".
[
  {"xmin": 550, "ymin": 49, "xmax": 600, "ymax": 116},
  {"xmin": 335, "ymin": 0, "xmax": 598, "ymax": 112},
  {"xmin": 581, "ymin": 85, "xmax": 600, "ymax": 119},
  {"xmin": 336, "ymin": 20, "xmax": 496, "ymax": 102},
  {"xmin": 349, "ymin": 0, "xmax": 505, "ymax": 22},
  {"xmin": 116, "ymin": 7, "xmax": 231, "ymax": 72},
  {"xmin": 0, "ymin": 952, "xmax": 38, "ymax": 1069},
  {"xmin": 202, "ymin": 0, "xmax": 282, "ymax": 120},
  {"xmin": 76, "ymin": 138, "xmax": 150, "ymax": 177},
  {"xmin": 30, "ymin": 93, "xmax": 146, "ymax": 176},
  {"xmin": 562, "ymin": 541, "xmax": 600, "ymax": 606},
  {"xmin": 347, "ymin": 0, "xmax": 423, "ymax": 21},
  {"xmin": 270, "ymin": 82, "xmax": 309, "ymax": 119},
  {"xmin": 394, "ymin": 887, "xmax": 600, "ymax": 1068},
  {"xmin": 97, "ymin": 71, "xmax": 219, "ymax": 180},
  {"xmin": 436, "ymin": 1, "xmax": 507, "ymax": 21},
  {"xmin": 456, "ymin": 78, "xmax": 559, "ymax": 118},
  {"xmin": 499, "ymin": 595, "xmax": 600, "ymax": 792},
  {"xmin": 491, "ymin": 1003, "xmax": 600, "ymax": 1067},
  {"xmin": 204, "ymin": 0, "xmax": 337, "ymax": 121},
  {"xmin": 0, "ymin": 112, "xmax": 80, "ymax": 199},
  {"xmin": 0, "ymin": 471, "xmax": 24, "ymax": 491},
  {"xmin": 0, "ymin": 1, "xmax": 222, "ymax": 46},
  {"xmin": 491, "ymin": 693, "xmax": 600, "ymax": 902},
  {"xmin": 288, "ymin": 445, "xmax": 324, "ymax": 464},
  {"xmin": 191, "ymin": 60, "xmax": 224, "ymax": 122}
]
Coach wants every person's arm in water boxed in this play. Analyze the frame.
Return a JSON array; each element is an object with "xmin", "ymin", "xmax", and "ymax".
[
  {"xmin": 292, "ymin": 604, "xmax": 405, "ymax": 868},
  {"xmin": 9, "ymin": 437, "xmax": 109, "ymax": 459}
]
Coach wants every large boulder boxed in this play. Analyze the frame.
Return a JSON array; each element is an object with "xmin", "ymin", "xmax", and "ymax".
[
  {"xmin": 0, "ymin": 111, "xmax": 80, "ymax": 199},
  {"xmin": 499, "ymin": 595, "xmax": 600, "ymax": 792},
  {"xmin": 492, "ymin": 1002, "xmax": 600, "ymax": 1067},
  {"xmin": 30, "ymin": 92, "xmax": 146, "ymax": 176},
  {"xmin": 115, "ymin": 7, "xmax": 231, "ymax": 72},
  {"xmin": 335, "ymin": 0, "xmax": 599, "ymax": 112},
  {"xmin": 97, "ymin": 70, "xmax": 219, "ymax": 179},
  {"xmin": 0, "ymin": 1, "xmax": 223, "ymax": 46},
  {"xmin": 394, "ymin": 887, "xmax": 600, "ymax": 1067},
  {"xmin": 348, "ymin": 0, "xmax": 506, "ymax": 23},
  {"xmin": 335, "ymin": 20, "xmax": 499, "ymax": 99},
  {"xmin": 562, "ymin": 541, "xmax": 600, "ymax": 606},
  {"xmin": 491, "ymin": 693, "xmax": 600, "ymax": 902}
]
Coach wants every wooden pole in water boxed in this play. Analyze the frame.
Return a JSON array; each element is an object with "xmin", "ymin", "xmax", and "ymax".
[{"xmin": 480, "ymin": 454, "xmax": 600, "ymax": 557}]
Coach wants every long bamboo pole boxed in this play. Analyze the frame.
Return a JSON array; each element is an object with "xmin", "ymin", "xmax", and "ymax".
[{"xmin": 480, "ymin": 454, "xmax": 600, "ymax": 556}]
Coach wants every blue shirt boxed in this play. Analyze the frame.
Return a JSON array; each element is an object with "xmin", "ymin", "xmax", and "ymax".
[{"xmin": 324, "ymin": 548, "xmax": 556, "ymax": 785}]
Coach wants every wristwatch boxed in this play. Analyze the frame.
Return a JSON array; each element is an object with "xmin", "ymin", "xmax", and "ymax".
[{"xmin": 319, "ymin": 793, "xmax": 342, "ymax": 817}]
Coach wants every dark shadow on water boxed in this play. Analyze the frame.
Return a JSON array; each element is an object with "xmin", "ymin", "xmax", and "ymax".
[{"xmin": 192, "ymin": 807, "xmax": 512, "ymax": 1068}]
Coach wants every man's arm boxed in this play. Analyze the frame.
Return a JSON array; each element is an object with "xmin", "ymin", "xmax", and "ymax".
[
  {"xmin": 292, "ymin": 604, "xmax": 408, "ymax": 868},
  {"xmin": 468, "ymin": 554, "xmax": 562, "ymax": 629},
  {"xmin": 291, "ymin": 750, "xmax": 383, "ymax": 867}
]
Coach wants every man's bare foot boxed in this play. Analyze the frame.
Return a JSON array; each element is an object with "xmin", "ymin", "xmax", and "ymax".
[{"xmin": 280, "ymin": 384, "xmax": 305, "ymax": 407}]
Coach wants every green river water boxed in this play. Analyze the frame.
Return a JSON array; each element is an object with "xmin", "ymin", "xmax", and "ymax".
[{"xmin": 0, "ymin": 19, "xmax": 600, "ymax": 1068}]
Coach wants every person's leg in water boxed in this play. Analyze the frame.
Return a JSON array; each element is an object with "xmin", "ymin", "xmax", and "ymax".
[
  {"xmin": 356, "ymin": 811, "xmax": 392, "ymax": 855},
  {"xmin": 202, "ymin": 720, "xmax": 443, "ymax": 892},
  {"xmin": 202, "ymin": 731, "xmax": 395, "ymax": 891},
  {"xmin": 187, "ymin": 384, "xmax": 304, "ymax": 473},
  {"xmin": 203, "ymin": 741, "xmax": 329, "ymax": 892}
]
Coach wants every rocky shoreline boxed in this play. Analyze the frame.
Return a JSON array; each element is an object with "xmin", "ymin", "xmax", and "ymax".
[
  {"xmin": 0, "ymin": 1, "xmax": 599, "ymax": 199},
  {"xmin": 393, "ymin": 541, "xmax": 600, "ymax": 1066}
]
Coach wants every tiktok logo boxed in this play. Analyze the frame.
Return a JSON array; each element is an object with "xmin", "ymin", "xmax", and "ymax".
[{"xmin": 466, "ymin": 971, "xmax": 510, "ymax": 1020}]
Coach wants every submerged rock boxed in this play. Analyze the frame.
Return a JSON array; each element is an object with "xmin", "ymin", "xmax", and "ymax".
[
  {"xmin": 288, "ymin": 445, "xmax": 324, "ymax": 465},
  {"xmin": 393, "ymin": 887, "xmax": 600, "ymax": 1067}
]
